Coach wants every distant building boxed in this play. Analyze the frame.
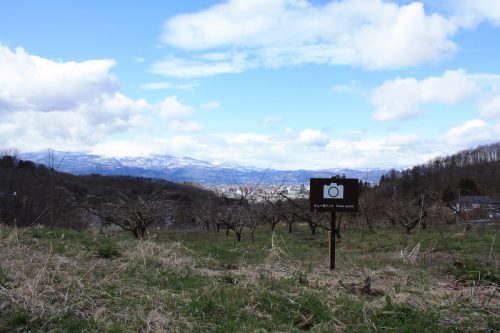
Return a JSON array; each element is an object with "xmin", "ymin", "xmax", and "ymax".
[
  {"xmin": 456, "ymin": 196, "xmax": 500, "ymax": 219},
  {"xmin": 458, "ymin": 196, "xmax": 500, "ymax": 210}
]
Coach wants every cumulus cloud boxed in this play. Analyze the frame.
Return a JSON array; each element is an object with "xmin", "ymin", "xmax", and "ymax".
[
  {"xmin": 371, "ymin": 69, "xmax": 478, "ymax": 121},
  {"xmin": 298, "ymin": 129, "xmax": 329, "ymax": 146},
  {"xmin": 0, "ymin": 44, "xmax": 156, "ymax": 152},
  {"xmin": 0, "ymin": 44, "xmax": 206, "ymax": 151},
  {"xmin": 159, "ymin": 96, "xmax": 193, "ymax": 119},
  {"xmin": 440, "ymin": 119, "xmax": 500, "ymax": 150},
  {"xmin": 81, "ymin": 119, "xmax": 500, "ymax": 170},
  {"xmin": 0, "ymin": 44, "xmax": 118, "ymax": 112},
  {"xmin": 453, "ymin": 0, "xmax": 500, "ymax": 26},
  {"xmin": 156, "ymin": 0, "xmax": 464, "ymax": 77},
  {"xmin": 157, "ymin": 96, "xmax": 205, "ymax": 133},
  {"xmin": 0, "ymin": 92, "xmax": 152, "ymax": 152},
  {"xmin": 84, "ymin": 128, "xmax": 438, "ymax": 170}
]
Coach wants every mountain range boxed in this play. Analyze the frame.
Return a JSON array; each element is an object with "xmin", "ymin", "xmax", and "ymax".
[{"xmin": 21, "ymin": 150, "xmax": 387, "ymax": 186}]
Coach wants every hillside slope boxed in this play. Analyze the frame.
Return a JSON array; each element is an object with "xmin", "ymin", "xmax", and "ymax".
[{"xmin": 379, "ymin": 142, "xmax": 500, "ymax": 201}]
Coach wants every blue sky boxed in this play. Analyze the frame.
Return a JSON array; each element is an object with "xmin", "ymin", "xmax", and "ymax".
[{"xmin": 1, "ymin": 0, "xmax": 500, "ymax": 170}]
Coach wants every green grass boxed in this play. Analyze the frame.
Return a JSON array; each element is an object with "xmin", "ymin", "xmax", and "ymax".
[
  {"xmin": 0, "ymin": 222, "xmax": 498, "ymax": 332},
  {"xmin": 0, "ymin": 309, "xmax": 99, "ymax": 333},
  {"xmin": 0, "ymin": 309, "xmax": 31, "ymax": 332},
  {"xmin": 96, "ymin": 240, "xmax": 120, "ymax": 258},
  {"xmin": 452, "ymin": 261, "xmax": 500, "ymax": 284}
]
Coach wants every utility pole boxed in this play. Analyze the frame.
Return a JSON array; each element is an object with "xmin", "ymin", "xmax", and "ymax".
[
  {"xmin": 418, "ymin": 193, "xmax": 425, "ymax": 231},
  {"xmin": 458, "ymin": 188, "xmax": 461, "ymax": 212},
  {"xmin": 392, "ymin": 186, "xmax": 396, "ymax": 210}
]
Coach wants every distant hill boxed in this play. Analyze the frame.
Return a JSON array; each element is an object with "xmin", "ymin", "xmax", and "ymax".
[
  {"xmin": 0, "ymin": 154, "xmax": 217, "ymax": 229},
  {"xmin": 21, "ymin": 150, "xmax": 387, "ymax": 186},
  {"xmin": 379, "ymin": 142, "xmax": 500, "ymax": 201}
]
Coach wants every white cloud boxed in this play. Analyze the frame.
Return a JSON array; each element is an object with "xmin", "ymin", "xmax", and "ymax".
[
  {"xmin": 371, "ymin": 69, "xmax": 478, "ymax": 121},
  {"xmin": 157, "ymin": 0, "xmax": 463, "ymax": 76},
  {"xmin": 80, "ymin": 120, "xmax": 500, "ymax": 170},
  {"xmin": 159, "ymin": 96, "xmax": 193, "ymax": 119},
  {"xmin": 453, "ymin": 0, "xmax": 500, "ymax": 26},
  {"xmin": 140, "ymin": 81, "xmax": 200, "ymax": 90},
  {"xmin": 0, "ymin": 44, "xmax": 157, "ymax": 152},
  {"xmin": 0, "ymin": 93, "xmax": 152, "ymax": 153},
  {"xmin": 385, "ymin": 133, "xmax": 419, "ymax": 146},
  {"xmin": 480, "ymin": 95, "xmax": 500, "ymax": 119},
  {"xmin": 141, "ymin": 82, "xmax": 172, "ymax": 90},
  {"xmin": 440, "ymin": 119, "xmax": 500, "ymax": 150},
  {"xmin": 0, "ymin": 44, "xmax": 118, "ymax": 112},
  {"xmin": 352, "ymin": 2, "xmax": 457, "ymax": 69},
  {"xmin": 0, "ymin": 45, "xmax": 209, "ymax": 151},
  {"xmin": 0, "ymin": 44, "xmax": 207, "ymax": 151},
  {"xmin": 84, "ymin": 129, "xmax": 430, "ymax": 170},
  {"xmin": 168, "ymin": 120, "xmax": 203, "ymax": 133},
  {"xmin": 151, "ymin": 53, "xmax": 251, "ymax": 78},
  {"xmin": 226, "ymin": 133, "xmax": 272, "ymax": 145},
  {"xmin": 298, "ymin": 129, "xmax": 329, "ymax": 146},
  {"xmin": 157, "ymin": 96, "xmax": 204, "ymax": 133},
  {"xmin": 200, "ymin": 101, "xmax": 220, "ymax": 110}
]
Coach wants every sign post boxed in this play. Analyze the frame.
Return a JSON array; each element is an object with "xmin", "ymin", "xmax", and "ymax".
[
  {"xmin": 330, "ymin": 211, "xmax": 336, "ymax": 269},
  {"xmin": 309, "ymin": 178, "xmax": 359, "ymax": 270}
]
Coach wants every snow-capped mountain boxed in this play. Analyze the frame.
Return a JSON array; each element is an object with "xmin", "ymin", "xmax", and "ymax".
[{"xmin": 21, "ymin": 150, "xmax": 387, "ymax": 186}]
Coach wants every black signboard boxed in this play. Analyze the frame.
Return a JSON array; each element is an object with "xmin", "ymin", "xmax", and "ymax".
[{"xmin": 309, "ymin": 178, "xmax": 359, "ymax": 212}]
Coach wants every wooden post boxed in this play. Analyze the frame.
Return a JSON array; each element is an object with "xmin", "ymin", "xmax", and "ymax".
[{"xmin": 330, "ymin": 211, "xmax": 336, "ymax": 270}]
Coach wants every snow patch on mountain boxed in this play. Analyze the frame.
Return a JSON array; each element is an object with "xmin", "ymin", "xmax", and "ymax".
[{"xmin": 21, "ymin": 150, "xmax": 387, "ymax": 185}]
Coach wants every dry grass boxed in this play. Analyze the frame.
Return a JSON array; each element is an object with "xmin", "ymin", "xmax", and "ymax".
[
  {"xmin": 0, "ymin": 227, "xmax": 195, "ymax": 331},
  {"xmin": 1, "ymin": 224, "xmax": 499, "ymax": 332}
]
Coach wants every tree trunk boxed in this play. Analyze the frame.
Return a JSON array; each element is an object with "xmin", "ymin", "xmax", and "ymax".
[{"xmin": 133, "ymin": 225, "xmax": 147, "ymax": 239}]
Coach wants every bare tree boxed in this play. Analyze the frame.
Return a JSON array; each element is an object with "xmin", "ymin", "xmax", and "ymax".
[
  {"xmin": 386, "ymin": 195, "xmax": 427, "ymax": 234},
  {"xmin": 190, "ymin": 198, "xmax": 217, "ymax": 231},
  {"xmin": 97, "ymin": 188, "xmax": 177, "ymax": 239},
  {"xmin": 215, "ymin": 204, "xmax": 247, "ymax": 244}
]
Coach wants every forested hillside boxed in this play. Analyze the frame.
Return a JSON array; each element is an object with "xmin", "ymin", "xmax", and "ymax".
[
  {"xmin": 0, "ymin": 154, "xmax": 217, "ymax": 231},
  {"xmin": 379, "ymin": 142, "xmax": 500, "ymax": 202}
]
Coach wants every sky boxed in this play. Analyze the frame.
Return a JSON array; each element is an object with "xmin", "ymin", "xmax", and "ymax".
[{"xmin": 1, "ymin": 0, "xmax": 500, "ymax": 170}]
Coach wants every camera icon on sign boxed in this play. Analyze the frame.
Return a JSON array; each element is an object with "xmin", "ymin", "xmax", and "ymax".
[{"xmin": 323, "ymin": 183, "xmax": 344, "ymax": 199}]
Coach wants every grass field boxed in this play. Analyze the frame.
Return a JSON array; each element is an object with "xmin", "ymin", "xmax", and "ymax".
[{"xmin": 0, "ymin": 222, "xmax": 499, "ymax": 332}]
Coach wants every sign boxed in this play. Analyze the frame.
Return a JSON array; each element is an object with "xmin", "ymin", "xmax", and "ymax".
[{"xmin": 309, "ymin": 178, "xmax": 359, "ymax": 212}]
